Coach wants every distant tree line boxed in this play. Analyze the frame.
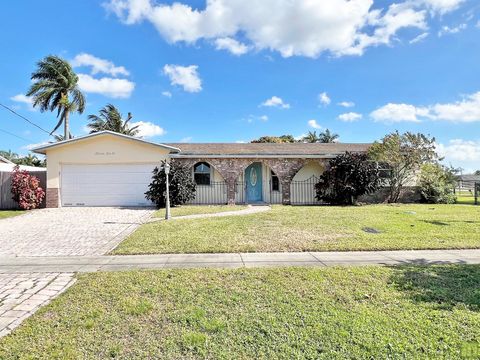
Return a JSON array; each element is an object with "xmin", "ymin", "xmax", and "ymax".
[{"xmin": 251, "ymin": 129, "xmax": 339, "ymax": 144}]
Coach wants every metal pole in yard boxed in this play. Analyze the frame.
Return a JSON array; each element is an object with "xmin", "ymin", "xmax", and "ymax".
[{"xmin": 165, "ymin": 162, "xmax": 171, "ymax": 220}]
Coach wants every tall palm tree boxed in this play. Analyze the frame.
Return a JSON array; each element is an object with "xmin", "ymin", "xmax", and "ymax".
[
  {"xmin": 87, "ymin": 104, "xmax": 139, "ymax": 136},
  {"xmin": 318, "ymin": 129, "xmax": 339, "ymax": 143},
  {"xmin": 0, "ymin": 150, "xmax": 19, "ymax": 161},
  {"xmin": 27, "ymin": 55, "xmax": 85, "ymax": 140},
  {"xmin": 303, "ymin": 131, "xmax": 320, "ymax": 143},
  {"xmin": 52, "ymin": 134, "xmax": 74, "ymax": 142}
]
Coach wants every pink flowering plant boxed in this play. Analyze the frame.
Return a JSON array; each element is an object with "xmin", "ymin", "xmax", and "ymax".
[{"xmin": 10, "ymin": 165, "xmax": 45, "ymax": 210}]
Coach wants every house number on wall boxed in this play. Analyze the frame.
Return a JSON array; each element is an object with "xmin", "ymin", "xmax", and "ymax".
[{"xmin": 94, "ymin": 152, "xmax": 116, "ymax": 156}]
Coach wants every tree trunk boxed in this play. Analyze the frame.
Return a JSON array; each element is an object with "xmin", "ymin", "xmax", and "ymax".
[{"xmin": 64, "ymin": 110, "xmax": 69, "ymax": 140}]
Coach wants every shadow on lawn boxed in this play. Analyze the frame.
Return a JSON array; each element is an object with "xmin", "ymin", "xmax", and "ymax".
[
  {"xmin": 389, "ymin": 263, "xmax": 480, "ymax": 311},
  {"xmin": 419, "ymin": 219, "xmax": 480, "ymax": 226}
]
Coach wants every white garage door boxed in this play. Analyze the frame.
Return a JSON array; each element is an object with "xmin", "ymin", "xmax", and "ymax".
[{"xmin": 61, "ymin": 164, "xmax": 156, "ymax": 207}]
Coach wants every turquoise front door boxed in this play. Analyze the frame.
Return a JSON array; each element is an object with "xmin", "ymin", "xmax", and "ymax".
[{"xmin": 245, "ymin": 163, "xmax": 263, "ymax": 203}]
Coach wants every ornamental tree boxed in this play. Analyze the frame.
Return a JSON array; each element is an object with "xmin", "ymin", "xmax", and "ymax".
[
  {"xmin": 315, "ymin": 152, "xmax": 381, "ymax": 205},
  {"xmin": 145, "ymin": 159, "xmax": 196, "ymax": 208},
  {"xmin": 10, "ymin": 165, "xmax": 45, "ymax": 210},
  {"xmin": 418, "ymin": 163, "xmax": 457, "ymax": 204},
  {"xmin": 368, "ymin": 131, "xmax": 438, "ymax": 203}
]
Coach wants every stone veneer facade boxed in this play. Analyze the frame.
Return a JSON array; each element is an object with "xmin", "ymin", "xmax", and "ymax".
[
  {"xmin": 46, "ymin": 188, "xmax": 59, "ymax": 208},
  {"xmin": 175, "ymin": 158, "xmax": 328, "ymax": 205}
]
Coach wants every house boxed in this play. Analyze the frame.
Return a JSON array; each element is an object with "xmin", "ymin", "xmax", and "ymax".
[
  {"xmin": 456, "ymin": 174, "xmax": 480, "ymax": 190},
  {"xmin": 0, "ymin": 155, "xmax": 13, "ymax": 164},
  {"xmin": 32, "ymin": 131, "xmax": 370, "ymax": 208},
  {"xmin": 0, "ymin": 158, "xmax": 46, "ymax": 210}
]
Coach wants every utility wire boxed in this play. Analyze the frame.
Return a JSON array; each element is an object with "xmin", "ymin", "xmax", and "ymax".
[
  {"xmin": 0, "ymin": 127, "xmax": 31, "ymax": 142},
  {"xmin": 0, "ymin": 102, "xmax": 51, "ymax": 135}
]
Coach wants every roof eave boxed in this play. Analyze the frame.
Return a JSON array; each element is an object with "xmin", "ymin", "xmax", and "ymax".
[
  {"xmin": 170, "ymin": 152, "xmax": 367, "ymax": 159},
  {"xmin": 31, "ymin": 131, "xmax": 180, "ymax": 155}
]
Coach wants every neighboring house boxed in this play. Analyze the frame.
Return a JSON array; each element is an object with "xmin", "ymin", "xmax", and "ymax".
[
  {"xmin": 0, "ymin": 155, "xmax": 13, "ymax": 164},
  {"xmin": 0, "ymin": 160, "xmax": 46, "ymax": 210},
  {"xmin": 32, "ymin": 131, "xmax": 370, "ymax": 208},
  {"xmin": 456, "ymin": 174, "xmax": 480, "ymax": 190}
]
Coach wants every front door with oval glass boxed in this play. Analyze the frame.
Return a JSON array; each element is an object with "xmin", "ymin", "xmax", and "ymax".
[{"xmin": 245, "ymin": 162, "xmax": 263, "ymax": 203}]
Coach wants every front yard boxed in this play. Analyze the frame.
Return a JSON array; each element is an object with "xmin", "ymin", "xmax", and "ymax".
[
  {"xmin": 113, "ymin": 204, "xmax": 480, "ymax": 254},
  {"xmin": 0, "ymin": 210, "xmax": 24, "ymax": 220},
  {"xmin": 0, "ymin": 265, "xmax": 478, "ymax": 359},
  {"xmin": 154, "ymin": 205, "xmax": 248, "ymax": 218}
]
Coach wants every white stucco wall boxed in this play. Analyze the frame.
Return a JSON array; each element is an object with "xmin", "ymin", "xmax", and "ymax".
[
  {"xmin": 44, "ymin": 134, "xmax": 170, "ymax": 188},
  {"xmin": 292, "ymin": 161, "xmax": 325, "ymax": 181}
]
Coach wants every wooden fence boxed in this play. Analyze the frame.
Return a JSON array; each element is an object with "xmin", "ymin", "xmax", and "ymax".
[{"xmin": 0, "ymin": 170, "xmax": 46, "ymax": 209}]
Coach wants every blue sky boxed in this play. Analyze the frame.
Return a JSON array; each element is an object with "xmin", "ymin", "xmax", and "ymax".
[{"xmin": 1, "ymin": 0, "xmax": 479, "ymax": 171}]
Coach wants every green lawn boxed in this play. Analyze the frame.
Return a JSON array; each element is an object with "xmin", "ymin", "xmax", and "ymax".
[
  {"xmin": 113, "ymin": 204, "xmax": 480, "ymax": 254},
  {"xmin": 456, "ymin": 191, "xmax": 477, "ymax": 205},
  {"xmin": 0, "ymin": 210, "xmax": 24, "ymax": 220},
  {"xmin": 154, "ymin": 205, "xmax": 248, "ymax": 218},
  {"xmin": 1, "ymin": 266, "xmax": 479, "ymax": 359}
]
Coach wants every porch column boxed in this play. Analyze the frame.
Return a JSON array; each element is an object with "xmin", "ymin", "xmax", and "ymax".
[
  {"xmin": 226, "ymin": 177, "xmax": 236, "ymax": 205},
  {"xmin": 280, "ymin": 178, "xmax": 293, "ymax": 205}
]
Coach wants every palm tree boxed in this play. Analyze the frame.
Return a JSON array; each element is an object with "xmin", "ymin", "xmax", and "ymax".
[
  {"xmin": 303, "ymin": 131, "xmax": 320, "ymax": 143},
  {"xmin": 318, "ymin": 129, "xmax": 339, "ymax": 143},
  {"xmin": 27, "ymin": 55, "xmax": 85, "ymax": 140},
  {"xmin": 52, "ymin": 134, "xmax": 74, "ymax": 142},
  {"xmin": 87, "ymin": 104, "xmax": 139, "ymax": 136},
  {"xmin": 0, "ymin": 150, "xmax": 19, "ymax": 161}
]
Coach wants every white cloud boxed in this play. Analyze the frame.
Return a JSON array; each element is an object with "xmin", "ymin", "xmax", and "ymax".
[
  {"xmin": 436, "ymin": 139, "xmax": 480, "ymax": 172},
  {"xmin": 308, "ymin": 119, "xmax": 322, "ymax": 129},
  {"xmin": 476, "ymin": 20, "xmax": 480, "ymax": 28},
  {"xmin": 421, "ymin": 0, "xmax": 464, "ymax": 15},
  {"xmin": 162, "ymin": 91, "xmax": 172, "ymax": 98},
  {"xmin": 180, "ymin": 136, "xmax": 192, "ymax": 143},
  {"xmin": 318, "ymin": 92, "xmax": 331, "ymax": 106},
  {"xmin": 429, "ymin": 91, "xmax": 480, "ymax": 122},
  {"xmin": 77, "ymin": 74, "xmax": 135, "ymax": 98},
  {"xmin": 259, "ymin": 115, "xmax": 268, "ymax": 122},
  {"xmin": 105, "ymin": 0, "xmax": 451, "ymax": 58},
  {"xmin": 371, "ymin": 103, "xmax": 427, "ymax": 123},
  {"xmin": 163, "ymin": 64, "xmax": 202, "ymax": 93},
  {"xmin": 338, "ymin": 101, "xmax": 355, "ymax": 108},
  {"xmin": 130, "ymin": 121, "xmax": 166, "ymax": 137},
  {"xmin": 409, "ymin": 32, "xmax": 429, "ymax": 44},
  {"xmin": 338, "ymin": 112, "xmax": 362, "ymax": 122},
  {"xmin": 438, "ymin": 23, "xmax": 467, "ymax": 36},
  {"xmin": 215, "ymin": 37, "xmax": 249, "ymax": 55},
  {"xmin": 261, "ymin": 96, "xmax": 290, "ymax": 109},
  {"xmin": 10, "ymin": 94, "xmax": 35, "ymax": 111},
  {"xmin": 22, "ymin": 141, "xmax": 49, "ymax": 150},
  {"xmin": 372, "ymin": 91, "xmax": 480, "ymax": 123},
  {"xmin": 71, "ymin": 53, "xmax": 130, "ymax": 76}
]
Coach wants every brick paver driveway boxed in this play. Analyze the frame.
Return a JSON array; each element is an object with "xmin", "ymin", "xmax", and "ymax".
[{"xmin": 0, "ymin": 207, "xmax": 154, "ymax": 257}]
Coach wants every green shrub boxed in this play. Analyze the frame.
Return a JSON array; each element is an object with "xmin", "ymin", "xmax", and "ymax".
[
  {"xmin": 315, "ymin": 152, "xmax": 381, "ymax": 205},
  {"xmin": 145, "ymin": 159, "xmax": 196, "ymax": 208},
  {"xmin": 418, "ymin": 163, "xmax": 457, "ymax": 204}
]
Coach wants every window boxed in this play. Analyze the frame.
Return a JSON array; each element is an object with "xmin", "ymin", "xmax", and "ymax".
[
  {"xmin": 194, "ymin": 162, "xmax": 211, "ymax": 185},
  {"xmin": 271, "ymin": 170, "xmax": 280, "ymax": 191}
]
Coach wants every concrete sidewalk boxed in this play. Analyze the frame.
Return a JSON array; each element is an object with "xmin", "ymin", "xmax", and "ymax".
[{"xmin": 1, "ymin": 249, "xmax": 480, "ymax": 273}]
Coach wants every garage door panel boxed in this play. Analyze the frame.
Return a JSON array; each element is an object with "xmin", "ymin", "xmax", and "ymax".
[{"xmin": 61, "ymin": 164, "xmax": 156, "ymax": 207}]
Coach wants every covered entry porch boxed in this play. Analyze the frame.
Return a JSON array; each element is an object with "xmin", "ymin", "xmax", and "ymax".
[{"xmin": 174, "ymin": 157, "xmax": 326, "ymax": 205}]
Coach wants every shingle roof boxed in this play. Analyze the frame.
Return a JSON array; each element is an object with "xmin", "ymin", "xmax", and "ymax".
[
  {"xmin": 167, "ymin": 142, "xmax": 371, "ymax": 157},
  {"xmin": 457, "ymin": 174, "xmax": 480, "ymax": 182}
]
